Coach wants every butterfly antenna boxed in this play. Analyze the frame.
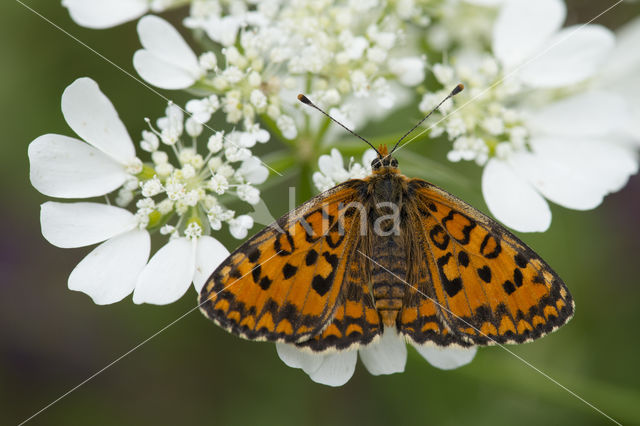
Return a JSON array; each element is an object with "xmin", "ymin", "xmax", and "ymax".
[
  {"xmin": 389, "ymin": 83, "xmax": 464, "ymax": 155},
  {"xmin": 297, "ymin": 94, "xmax": 382, "ymax": 157}
]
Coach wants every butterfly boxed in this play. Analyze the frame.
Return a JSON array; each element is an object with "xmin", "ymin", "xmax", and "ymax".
[{"xmin": 199, "ymin": 84, "xmax": 574, "ymax": 353}]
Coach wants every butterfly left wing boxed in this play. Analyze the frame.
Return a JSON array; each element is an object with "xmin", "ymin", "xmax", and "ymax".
[
  {"xmin": 199, "ymin": 180, "xmax": 382, "ymax": 351},
  {"xmin": 400, "ymin": 179, "xmax": 574, "ymax": 347}
]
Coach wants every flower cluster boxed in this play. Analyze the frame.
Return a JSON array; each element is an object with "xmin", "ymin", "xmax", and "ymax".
[
  {"xmin": 416, "ymin": 0, "xmax": 639, "ymax": 232},
  {"xmin": 29, "ymin": 77, "xmax": 266, "ymax": 305}
]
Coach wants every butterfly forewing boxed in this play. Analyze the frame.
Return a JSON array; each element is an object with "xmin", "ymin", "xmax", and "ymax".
[
  {"xmin": 400, "ymin": 179, "xmax": 574, "ymax": 346},
  {"xmin": 199, "ymin": 180, "xmax": 382, "ymax": 349}
]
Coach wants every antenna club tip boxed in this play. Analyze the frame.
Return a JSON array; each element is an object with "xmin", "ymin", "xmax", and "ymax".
[
  {"xmin": 452, "ymin": 83, "xmax": 464, "ymax": 96},
  {"xmin": 297, "ymin": 94, "xmax": 311, "ymax": 104}
]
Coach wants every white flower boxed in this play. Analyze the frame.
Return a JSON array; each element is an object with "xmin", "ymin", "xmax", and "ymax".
[
  {"xmin": 389, "ymin": 56, "xmax": 426, "ymax": 86},
  {"xmin": 276, "ymin": 328, "xmax": 476, "ymax": 386},
  {"xmin": 483, "ymin": 91, "xmax": 639, "ymax": 232},
  {"xmin": 133, "ymin": 15, "xmax": 204, "ymax": 90},
  {"xmin": 186, "ymin": 95, "xmax": 220, "ymax": 124},
  {"xmin": 277, "ymin": 115, "xmax": 298, "ymax": 140},
  {"xmin": 237, "ymin": 184, "xmax": 261, "ymax": 205},
  {"xmin": 313, "ymin": 149, "xmax": 377, "ymax": 192},
  {"xmin": 207, "ymin": 205, "xmax": 235, "ymax": 231},
  {"xmin": 133, "ymin": 235, "xmax": 229, "ymax": 305},
  {"xmin": 29, "ymin": 78, "xmax": 268, "ymax": 306},
  {"xmin": 229, "ymin": 215, "xmax": 255, "ymax": 239},
  {"xmin": 29, "ymin": 77, "xmax": 138, "ymax": 199},
  {"xmin": 236, "ymin": 157, "xmax": 269, "ymax": 185},
  {"xmin": 207, "ymin": 132, "xmax": 224, "ymax": 153}
]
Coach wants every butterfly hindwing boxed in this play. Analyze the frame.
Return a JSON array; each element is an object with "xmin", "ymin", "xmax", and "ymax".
[
  {"xmin": 199, "ymin": 180, "xmax": 382, "ymax": 350},
  {"xmin": 296, "ymin": 237, "xmax": 383, "ymax": 351},
  {"xmin": 400, "ymin": 179, "xmax": 574, "ymax": 346}
]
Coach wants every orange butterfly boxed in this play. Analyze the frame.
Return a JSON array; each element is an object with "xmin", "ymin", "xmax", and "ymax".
[{"xmin": 199, "ymin": 85, "xmax": 574, "ymax": 353}]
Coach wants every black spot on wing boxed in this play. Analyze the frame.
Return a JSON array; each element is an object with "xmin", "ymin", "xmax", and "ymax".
[
  {"xmin": 514, "ymin": 253, "xmax": 528, "ymax": 268},
  {"xmin": 458, "ymin": 251, "xmax": 469, "ymax": 267},
  {"xmin": 429, "ymin": 225, "xmax": 450, "ymax": 250},
  {"xmin": 503, "ymin": 280, "xmax": 516, "ymax": 295},
  {"xmin": 305, "ymin": 249, "xmax": 318, "ymax": 266},
  {"xmin": 477, "ymin": 265, "xmax": 492, "ymax": 283},
  {"xmin": 437, "ymin": 253, "xmax": 463, "ymax": 297},
  {"xmin": 283, "ymin": 263, "xmax": 297, "ymax": 279},
  {"xmin": 480, "ymin": 233, "xmax": 501, "ymax": 259}
]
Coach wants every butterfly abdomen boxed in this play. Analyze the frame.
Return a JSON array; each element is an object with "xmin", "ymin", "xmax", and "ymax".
[{"xmin": 370, "ymin": 235, "xmax": 407, "ymax": 327}]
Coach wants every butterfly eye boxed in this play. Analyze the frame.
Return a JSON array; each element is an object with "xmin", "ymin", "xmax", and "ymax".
[
  {"xmin": 391, "ymin": 158, "xmax": 398, "ymax": 168},
  {"xmin": 371, "ymin": 158, "xmax": 382, "ymax": 169}
]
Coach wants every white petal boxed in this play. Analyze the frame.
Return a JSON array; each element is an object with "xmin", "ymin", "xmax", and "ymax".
[
  {"xmin": 308, "ymin": 351, "xmax": 358, "ymax": 387},
  {"xmin": 362, "ymin": 149, "xmax": 378, "ymax": 166},
  {"xmin": 28, "ymin": 134, "xmax": 128, "ymax": 198},
  {"xmin": 61, "ymin": 78, "xmax": 135, "ymax": 164},
  {"xmin": 359, "ymin": 328, "xmax": 407, "ymax": 375},
  {"xmin": 40, "ymin": 202, "xmax": 137, "ymax": 248},
  {"xmin": 135, "ymin": 15, "xmax": 200, "ymax": 89},
  {"xmin": 133, "ymin": 50, "xmax": 198, "ymax": 90},
  {"xmin": 413, "ymin": 344, "xmax": 477, "ymax": 370},
  {"xmin": 276, "ymin": 344, "xmax": 357, "ymax": 386},
  {"xmin": 62, "ymin": 0, "xmax": 148, "ymax": 29},
  {"xmin": 482, "ymin": 159, "xmax": 551, "ymax": 232},
  {"xmin": 193, "ymin": 236, "xmax": 230, "ymax": 293},
  {"xmin": 68, "ymin": 229, "xmax": 150, "ymax": 304},
  {"xmin": 493, "ymin": 0, "xmax": 565, "ymax": 69},
  {"xmin": 527, "ymin": 91, "xmax": 629, "ymax": 137},
  {"xmin": 318, "ymin": 149, "xmax": 345, "ymax": 176},
  {"xmin": 276, "ymin": 343, "xmax": 324, "ymax": 374},
  {"xmin": 133, "ymin": 238, "xmax": 196, "ymax": 305},
  {"xmin": 519, "ymin": 137, "xmax": 638, "ymax": 210},
  {"xmin": 519, "ymin": 25, "xmax": 615, "ymax": 88},
  {"xmin": 599, "ymin": 16, "xmax": 640, "ymax": 86},
  {"xmin": 238, "ymin": 157, "xmax": 269, "ymax": 184}
]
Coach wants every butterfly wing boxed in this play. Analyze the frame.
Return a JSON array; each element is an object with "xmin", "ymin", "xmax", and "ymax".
[
  {"xmin": 295, "ymin": 236, "xmax": 382, "ymax": 351},
  {"xmin": 400, "ymin": 179, "xmax": 574, "ymax": 347},
  {"xmin": 199, "ymin": 179, "xmax": 382, "ymax": 351}
]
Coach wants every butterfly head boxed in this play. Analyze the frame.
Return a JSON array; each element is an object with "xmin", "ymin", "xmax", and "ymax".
[{"xmin": 371, "ymin": 144, "xmax": 399, "ymax": 171}]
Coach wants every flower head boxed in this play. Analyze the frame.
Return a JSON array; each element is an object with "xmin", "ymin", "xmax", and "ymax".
[
  {"xmin": 29, "ymin": 77, "xmax": 268, "ymax": 305},
  {"xmin": 419, "ymin": 0, "xmax": 637, "ymax": 232}
]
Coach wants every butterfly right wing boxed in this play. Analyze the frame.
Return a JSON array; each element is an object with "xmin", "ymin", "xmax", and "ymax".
[
  {"xmin": 199, "ymin": 179, "xmax": 381, "ymax": 349},
  {"xmin": 399, "ymin": 179, "xmax": 574, "ymax": 347}
]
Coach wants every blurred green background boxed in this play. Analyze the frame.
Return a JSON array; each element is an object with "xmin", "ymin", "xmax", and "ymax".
[{"xmin": 2, "ymin": 1, "xmax": 640, "ymax": 425}]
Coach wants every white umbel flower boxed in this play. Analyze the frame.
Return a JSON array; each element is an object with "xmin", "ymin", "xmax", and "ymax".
[
  {"xmin": 29, "ymin": 77, "xmax": 256, "ymax": 306},
  {"xmin": 483, "ymin": 92, "xmax": 639, "ymax": 232}
]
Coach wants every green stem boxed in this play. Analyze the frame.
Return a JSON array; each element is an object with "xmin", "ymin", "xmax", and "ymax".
[{"xmin": 297, "ymin": 163, "xmax": 314, "ymax": 203}]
